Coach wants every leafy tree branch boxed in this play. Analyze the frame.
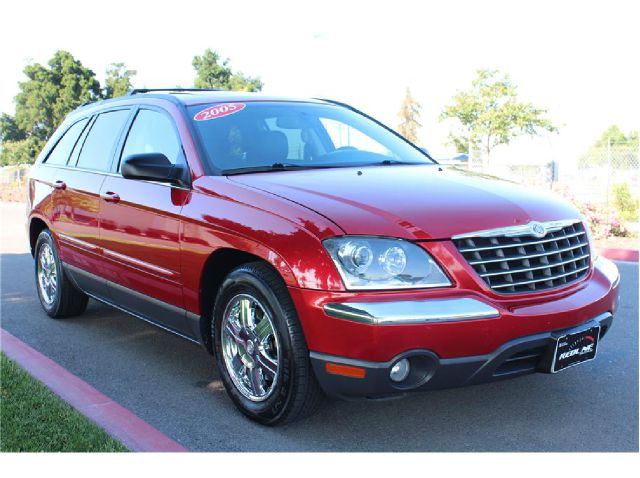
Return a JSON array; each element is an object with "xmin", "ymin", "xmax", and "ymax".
[{"xmin": 192, "ymin": 49, "xmax": 262, "ymax": 92}]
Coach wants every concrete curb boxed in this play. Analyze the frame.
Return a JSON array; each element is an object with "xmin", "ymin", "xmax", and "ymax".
[
  {"xmin": 600, "ymin": 247, "xmax": 639, "ymax": 262},
  {"xmin": 0, "ymin": 328, "xmax": 188, "ymax": 452}
]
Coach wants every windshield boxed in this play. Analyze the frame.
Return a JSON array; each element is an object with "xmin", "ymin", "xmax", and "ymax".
[{"xmin": 187, "ymin": 101, "xmax": 435, "ymax": 174}]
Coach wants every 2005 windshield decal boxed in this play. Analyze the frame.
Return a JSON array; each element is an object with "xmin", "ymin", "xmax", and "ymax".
[{"xmin": 194, "ymin": 103, "xmax": 246, "ymax": 121}]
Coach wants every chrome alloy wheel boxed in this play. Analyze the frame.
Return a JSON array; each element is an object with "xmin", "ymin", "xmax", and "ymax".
[
  {"xmin": 37, "ymin": 243, "xmax": 58, "ymax": 305},
  {"xmin": 221, "ymin": 294, "xmax": 280, "ymax": 402}
]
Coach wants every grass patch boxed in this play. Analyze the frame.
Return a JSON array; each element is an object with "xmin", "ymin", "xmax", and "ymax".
[{"xmin": 0, "ymin": 353, "xmax": 128, "ymax": 452}]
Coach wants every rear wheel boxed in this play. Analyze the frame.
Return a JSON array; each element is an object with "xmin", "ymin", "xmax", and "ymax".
[
  {"xmin": 212, "ymin": 262, "xmax": 323, "ymax": 425},
  {"xmin": 34, "ymin": 229, "xmax": 88, "ymax": 318}
]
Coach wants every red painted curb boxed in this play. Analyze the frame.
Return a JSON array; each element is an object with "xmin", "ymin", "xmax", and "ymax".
[
  {"xmin": 0, "ymin": 329, "xmax": 188, "ymax": 452},
  {"xmin": 600, "ymin": 247, "xmax": 639, "ymax": 262}
]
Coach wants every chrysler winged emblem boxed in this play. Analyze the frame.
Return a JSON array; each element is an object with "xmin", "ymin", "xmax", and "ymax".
[{"xmin": 529, "ymin": 221, "xmax": 546, "ymax": 238}]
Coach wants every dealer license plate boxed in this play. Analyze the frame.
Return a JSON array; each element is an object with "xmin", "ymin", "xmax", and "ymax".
[{"xmin": 551, "ymin": 326, "xmax": 600, "ymax": 373}]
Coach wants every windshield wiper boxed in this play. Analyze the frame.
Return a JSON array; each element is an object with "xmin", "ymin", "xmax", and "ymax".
[
  {"xmin": 223, "ymin": 163, "xmax": 326, "ymax": 175},
  {"xmin": 223, "ymin": 160, "xmax": 433, "ymax": 175},
  {"xmin": 270, "ymin": 162, "xmax": 307, "ymax": 170},
  {"xmin": 369, "ymin": 159, "xmax": 424, "ymax": 166}
]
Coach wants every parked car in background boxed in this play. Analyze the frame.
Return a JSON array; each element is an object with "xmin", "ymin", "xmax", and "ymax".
[{"xmin": 27, "ymin": 89, "xmax": 620, "ymax": 424}]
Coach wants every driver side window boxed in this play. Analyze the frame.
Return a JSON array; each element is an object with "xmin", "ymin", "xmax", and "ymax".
[{"xmin": 120, "ymin": 109, "xmax": 182, "ymax": 170}]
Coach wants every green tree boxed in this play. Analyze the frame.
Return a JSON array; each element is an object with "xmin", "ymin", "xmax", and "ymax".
[
  {"xmin": 594, "ymin": 125, "xmax": 628, "ymax": 147},
  {"xmin": 397, "ymin": 87, "xmax": 422, "ymax": 143},
  {"xmin": 104, "ymin": 62, "xmax": 137, "ymax": 98},
  {"xmin": 440, "ymin": 69, "xmax": 557, "ymax": 160},
  {"xmin": 0, "ymin": 114, "xmax": 26, "ymax": 142},
  {"xmin": 15, "ymin": 50, "xmax": 101, "ymax": 142},
  {"xmin": 0, "ymin": 51, "xmax": 101, "ymax": 165},
  {"xmin": 0, "ymin": 136, "xmax": 43, "ymax": 167},
  {"xmin": 192, "ymin": 49, "xmax": 262, "ymax": 91}
]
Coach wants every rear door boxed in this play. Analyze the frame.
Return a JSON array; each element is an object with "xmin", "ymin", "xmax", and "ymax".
[
  {"xmin": 51, "ymin": 108, "xmax": 132, "ymax": 297},
  {"xmin": 98, "ymin": 106, "xmax": 192, "ymax": 336}
]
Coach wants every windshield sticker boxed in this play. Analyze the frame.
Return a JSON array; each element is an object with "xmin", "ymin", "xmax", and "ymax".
[{"xmin": 194, "ymin": 103, "xmax": 246, "ymax": 121}]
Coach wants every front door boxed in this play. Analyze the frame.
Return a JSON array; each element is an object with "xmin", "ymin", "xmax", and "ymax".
[{"xmin": 98, "ymin": 107, "xmax": 192, "ymax": 336}]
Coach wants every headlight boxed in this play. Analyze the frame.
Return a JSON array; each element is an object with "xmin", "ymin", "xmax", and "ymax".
[{"xmin": 323, "ymin": 236, "xmax": 451, "ymax": 290}]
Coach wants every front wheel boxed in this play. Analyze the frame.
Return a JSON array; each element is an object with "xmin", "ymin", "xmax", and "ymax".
[{"xmin": 212, "ymin": 262, "xmax": 323, "ymax": 425}]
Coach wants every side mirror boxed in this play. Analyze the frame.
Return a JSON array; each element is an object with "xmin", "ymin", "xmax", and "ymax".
[{"xmin": 121, "ymin": 153, "xmax": 189, "ymax": 187}]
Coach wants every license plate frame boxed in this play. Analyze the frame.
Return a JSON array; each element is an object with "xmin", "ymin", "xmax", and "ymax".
[{"xmin": 550, "ymin": 326, "xmax": 600, "ymax": 373}]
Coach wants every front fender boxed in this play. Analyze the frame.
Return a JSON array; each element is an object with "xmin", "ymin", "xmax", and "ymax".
[{"xmin": 180, "ymin": 179, "xmax": 346, "ymax": 314}]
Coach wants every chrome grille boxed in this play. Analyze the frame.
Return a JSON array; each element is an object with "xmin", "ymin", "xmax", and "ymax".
[{"xmin": 453, "ymin": 221, "xmax": 590, "ymax": 293}]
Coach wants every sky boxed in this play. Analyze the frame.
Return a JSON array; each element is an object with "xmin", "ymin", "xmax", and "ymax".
[{"xmin": 1, "ymin": 0, "xmax": 638, "ymax": 162}]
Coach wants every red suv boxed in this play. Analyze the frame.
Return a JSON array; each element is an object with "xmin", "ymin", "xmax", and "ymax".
[{"xmin": 27, "ymin": 89, "xmax": 620, "ymax": 424}]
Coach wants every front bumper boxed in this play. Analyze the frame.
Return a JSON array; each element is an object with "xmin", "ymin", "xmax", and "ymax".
[
  {"xmin": 288, "ymin": 256, "xmax": 620, "ymax": 399},
  {"xmin": 310, "ymin": 313, "xmax": 613, "ymax": 399}
]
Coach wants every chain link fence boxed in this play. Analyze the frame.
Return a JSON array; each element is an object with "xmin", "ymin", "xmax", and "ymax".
[
  {"xmin": 460, "ymin": 143, "xmax": 639, "ymax": 205},
  {"xmin": 568, "ymin": 145, "xmax": 639, "ymax": 208}
]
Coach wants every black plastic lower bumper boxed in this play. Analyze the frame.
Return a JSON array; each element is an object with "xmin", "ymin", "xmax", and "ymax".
[{"xmin": 310, "ymin": 313, "xmax": 613, "ymax": 400}]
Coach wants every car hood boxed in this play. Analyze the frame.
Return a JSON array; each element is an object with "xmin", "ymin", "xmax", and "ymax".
[{"xmin": 229, "ymin": 165, "xmax": 580, "ymax": 240}]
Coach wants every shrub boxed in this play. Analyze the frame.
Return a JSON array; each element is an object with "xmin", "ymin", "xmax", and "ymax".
[
  {"xmin": 578, "ymin": 202, "xmax": 626, "ymax": 239},
  {"xmin": 612, "ymin": 182, "xmax": 639, "ymax": 222},
  {"xmin": 552, "ymin": 185, "xmax": 629, "ymax": 239}
]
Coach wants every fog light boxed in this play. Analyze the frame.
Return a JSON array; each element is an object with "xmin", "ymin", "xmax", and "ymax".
[{"xmin": 389, "ymin": 358, "xmax": 410, "ymax": 382}]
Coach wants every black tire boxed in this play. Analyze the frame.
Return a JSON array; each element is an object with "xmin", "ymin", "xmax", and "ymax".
[
  {"xmin": 212, "ymin": 262, "xmax": 324, "ymax": 425},
  {"xmin": 34, "ymin": 229, "xmax": 88, "ymax": 318}
]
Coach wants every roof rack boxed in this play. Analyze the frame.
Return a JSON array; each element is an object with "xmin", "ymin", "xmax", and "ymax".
[{"xmin": 127, "ymin": 88, "xmax": 222, "ymax": 95}]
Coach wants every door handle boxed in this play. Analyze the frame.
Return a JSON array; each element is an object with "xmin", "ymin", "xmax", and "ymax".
[
  {"xmin": 101, "ymin": 191, "xmax": 120, "ymax": 203},
  {"xmin": 53, "ymin": 180, "xmax": 66, "ymax": 190}
]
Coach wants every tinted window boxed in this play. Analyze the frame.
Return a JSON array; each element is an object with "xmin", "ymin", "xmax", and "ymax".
[
  {"xmin": 120, "ymin": 110, "xmax": 182, "ymax": 169},
  {"xmin": 45, "ymin": 118, "xmax": 89, "ymax": 165},
  {"xmin": 76, "ymin": 110, "xmax": 130, "ymax": 171},
  {"xmin": 68, "ymin": 116, "xmax": 94, "ymax": 166},
  {"xmin": 188, "ymin": 102, "xmax": 434, "ymax": 173}
]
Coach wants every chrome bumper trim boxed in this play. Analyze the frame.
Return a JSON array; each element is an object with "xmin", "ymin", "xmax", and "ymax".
[{"xmin": 323, "ymin": 298, "xmax": 500, "ymax": 325}]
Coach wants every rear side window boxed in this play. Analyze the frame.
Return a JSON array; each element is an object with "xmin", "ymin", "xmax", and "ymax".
[
  {"xmin": 45, "ymin": 118, "xmax": 89, "ymax": 165},
  {"xmin": 68, "ymin": 116, "xmax": 94, "ymax": 166},
  {"xmin": 76, "ymin": 110, "xmax": 130, "ymax": 172},
  {"xmin": 120, "ymin": 109, "xmax": 182, "ymax": 169}
]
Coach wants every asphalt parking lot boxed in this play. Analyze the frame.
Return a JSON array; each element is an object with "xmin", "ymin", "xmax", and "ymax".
[{"xmin": 1, "ymin": 202, "xmax": 638, "ymax": 451}]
